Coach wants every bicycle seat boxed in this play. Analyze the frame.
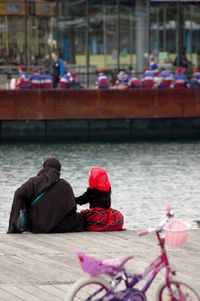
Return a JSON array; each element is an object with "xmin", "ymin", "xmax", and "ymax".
[
  {"xmin": 103, "ymin": 255, "xmax": 133, "ymax": 270},
  {"xmin": 77, "ymin": 251, "xmax": 133, "ymax": 277}
]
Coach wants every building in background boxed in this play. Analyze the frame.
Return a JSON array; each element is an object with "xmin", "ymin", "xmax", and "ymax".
[{"xmin": 0, "ymin": 0, "xmax": 200, "ymax": 86}]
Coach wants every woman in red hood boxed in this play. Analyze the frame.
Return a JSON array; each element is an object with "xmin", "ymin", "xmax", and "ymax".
[{"xmin": 76, "ymin": 166, "xmax": 124, "ymax": 231}]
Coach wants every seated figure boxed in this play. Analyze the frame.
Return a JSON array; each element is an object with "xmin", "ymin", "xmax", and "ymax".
[
  {"xmin": 76, "ymin": 166, "xmax": 124, "ymax": 231},
  {"xmin": 59, "ymin": 72, "xmax": 74, "ymax": 89},
  {"xmin": 128, "ymin": 72, "xmax": 142, "ymax": 89},
  {"xmin": 96, "ymin": 71, "xmax": 110, "ymax": 89},
  {"xmin": 143, "ymin": 70, "xmax": 155, "ymax": 88},
  {"xmin": 8, "ymin": 157, "xmax": 84, "ymax": 233},
  {"xmin": 16, "ymin": 65, "xmax": 30, "ymax": 90},
  {"xmin": 174, "ymin": 67, "xmax": 187, "ymax": 88}
]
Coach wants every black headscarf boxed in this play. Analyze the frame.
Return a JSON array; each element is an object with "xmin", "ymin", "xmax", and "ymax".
[
  {"xmin": 43, "ymin": 157, "xmax": 61, "ymax": 171},
  {"xmin": 33, "ymin": 157, "xmax": 61, "ymax": 197}
]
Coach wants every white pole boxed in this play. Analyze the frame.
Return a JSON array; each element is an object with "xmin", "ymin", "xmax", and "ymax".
[{"xmin": 135, "ymin": 0, "xmax": 148, "ymax": 73}]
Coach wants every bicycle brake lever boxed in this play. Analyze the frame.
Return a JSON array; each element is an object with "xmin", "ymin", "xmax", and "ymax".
[
  {"xmin": 138, "ymin": 228, "xmax": 155, "ymax": 236},
  {"xmin": 138, "ymin": 230, "xmax": 149, "ymax": 237}
]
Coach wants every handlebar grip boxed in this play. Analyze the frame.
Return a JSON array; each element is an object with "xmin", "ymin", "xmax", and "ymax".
[
  {"xmin": 166, "ymin": 204, "xmax": 171, "ymax": 217},
  {"xmin": 166, "ymin": 204, "xmax": 174, "ymax": 218},
  {"xmin": 138, "ymin": 230, "xmax": 149, "ymax": 237}
]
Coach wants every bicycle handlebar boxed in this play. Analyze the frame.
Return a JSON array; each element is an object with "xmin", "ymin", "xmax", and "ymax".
[{"xmin": 138, "ymin": 205, "xmax": 174, "ymax": 237}]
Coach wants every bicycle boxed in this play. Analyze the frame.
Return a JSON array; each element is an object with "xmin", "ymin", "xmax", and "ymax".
[{"xmin": 66, "ymin": 206, "xmax": 200, "ymax": 301}]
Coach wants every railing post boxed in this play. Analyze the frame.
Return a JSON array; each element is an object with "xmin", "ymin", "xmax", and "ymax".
[
  {"xmin": 116, "ymin": 0, "xmax": 120, "ymax": 72},
  {"xmin": 24, "ymin": 0, "xmax": 28, "ymax": 67},
  {"xmin": 86, "ymin": 0, "xmax": 90, "ymax": 88}
]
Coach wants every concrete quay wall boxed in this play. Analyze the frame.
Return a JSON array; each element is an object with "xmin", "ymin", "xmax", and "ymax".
[{"xmin": 0, "ymin": 89, "xmax": 200, "ymax": 141}]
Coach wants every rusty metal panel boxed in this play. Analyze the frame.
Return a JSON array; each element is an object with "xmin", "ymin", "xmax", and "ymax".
[{"xmin": 0, "ymin": 89, "xmax": 200, "ymax": 120}]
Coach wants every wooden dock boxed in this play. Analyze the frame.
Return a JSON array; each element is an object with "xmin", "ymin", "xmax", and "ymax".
[{"xmin": 0, "ymin": 230, "xmax": 199, "ymax": 300}]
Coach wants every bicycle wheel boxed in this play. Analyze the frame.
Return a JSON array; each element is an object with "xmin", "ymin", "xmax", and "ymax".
[
  {"xmin": 66, "ymin": 276, "xmax": 111, "ymax": 301},
  {"xmin": 156, "ymin": 280, "xmax": 200, "ymax": 301}
]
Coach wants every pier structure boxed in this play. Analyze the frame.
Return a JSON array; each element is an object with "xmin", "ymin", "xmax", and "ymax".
[
  {"xmin": 0, "ymin": 89, "xmax": 200, "ymax": 141},
  {"xmin": 0, "ymin": 230, "xmax": 199, "ymax": 300}
]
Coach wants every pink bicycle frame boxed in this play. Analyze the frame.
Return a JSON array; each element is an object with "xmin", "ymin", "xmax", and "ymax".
[{"xmin": 126, "ymin": 231, "xmax": 175, "ymax": 294}]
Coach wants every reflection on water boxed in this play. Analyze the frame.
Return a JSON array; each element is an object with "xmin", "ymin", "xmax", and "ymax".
[{"xmin": 0, "ymin": 142, "xmax": 200, "ymax": 233}]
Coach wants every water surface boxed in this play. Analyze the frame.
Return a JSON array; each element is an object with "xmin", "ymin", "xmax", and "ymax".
[{"xmin": 1, "ymin": 142, "xmax": 200, "ymax": 233}]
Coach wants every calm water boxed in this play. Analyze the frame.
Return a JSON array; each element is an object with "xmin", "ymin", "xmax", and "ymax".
[{"xmin": 0, "ymin": 142, "xmax": 200, "ymax": 233}]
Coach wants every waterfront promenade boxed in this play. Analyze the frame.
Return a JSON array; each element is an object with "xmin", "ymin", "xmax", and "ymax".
[{"xmin": 0, "ymin": 230, "xmax": 199, "ymax": 300}]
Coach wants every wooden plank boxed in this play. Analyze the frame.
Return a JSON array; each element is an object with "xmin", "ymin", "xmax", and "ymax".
[
  {"xmin": 0, "ymin": 230, "xmax": 199, "ymax": 300},
  {"xmin": 0, "ymin": 286, "xmax": 25, "ymax": 301},
  {"xmin": 37, "ymin": 285, "xmax": 67, "ymax": 299},
  {"xmin": 21, "ymin": 285, "xmax": 61, "ymax": 301}
]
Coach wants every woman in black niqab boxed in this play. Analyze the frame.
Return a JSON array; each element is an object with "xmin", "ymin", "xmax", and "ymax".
[{"xmin": 8, "ymin": 157, "xmax": 84, "ymax": 233}]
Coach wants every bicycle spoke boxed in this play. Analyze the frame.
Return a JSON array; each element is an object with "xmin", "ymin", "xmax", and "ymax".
[
  {"xmin": 159, "ymin": 281, "xmax": 200, "ymax": 301},
  {"xmin": 71, "ymin": 283, "xmax": 109, "ymax": 301}
]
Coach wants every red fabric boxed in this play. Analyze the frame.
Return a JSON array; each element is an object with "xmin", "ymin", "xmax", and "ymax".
[
  {"xmin": 81, "ymin": 207, "xmax": 124, "ymax": 231},
  {"xmin": 129, "ymin": 78, "xmax": 142, "ymax": 88},
  {"xmin": 98, "ymin": 78, "xmax": 109, "ymax": 87},
  {"xmin": 18, "ymin": 65, "xmax": 25, "ymax": 71},
  {"xmin": 59, "ymin": 82, "xmax": 69, "ymax": 89},
  {"xmin": 192, "ymin": 68, "xmax": 200, "ymax": 74},
  {"xmin": 30, "ymin": 83, "xmax": 40, "ymax": 89},
  {"xmin": 143, "ymin": 79, "xmax": 154, "ymax": 88},
  {"xmin": 174, "ymin": 82, "xmax": 186, "ymax": 88},
  {"xmin": 176, "ymin": 67, "xmax": 186, "ymax": 74},
  {"xmin": 162, "ymin": 79, "xmax": 172, "ymax": 88},
  {"xmin": 89, "ymin": 166, "xmax": 111, "ymax": 192},
  {"xmin": 17, "ymin": 79, "xmax": 30, "ymax": 89},
  {"xmin": 42, "ymin": 83, "xmax": 52, "ymax": 89}
]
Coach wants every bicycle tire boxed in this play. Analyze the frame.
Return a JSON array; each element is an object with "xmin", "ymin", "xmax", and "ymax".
[
  {"xmin": 65, "ymin": 276, "xmax": 111, "ymax": 301},
  {"xmin": 156, "ymin": 279, "xmax": 200, "ymax": 301}
]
